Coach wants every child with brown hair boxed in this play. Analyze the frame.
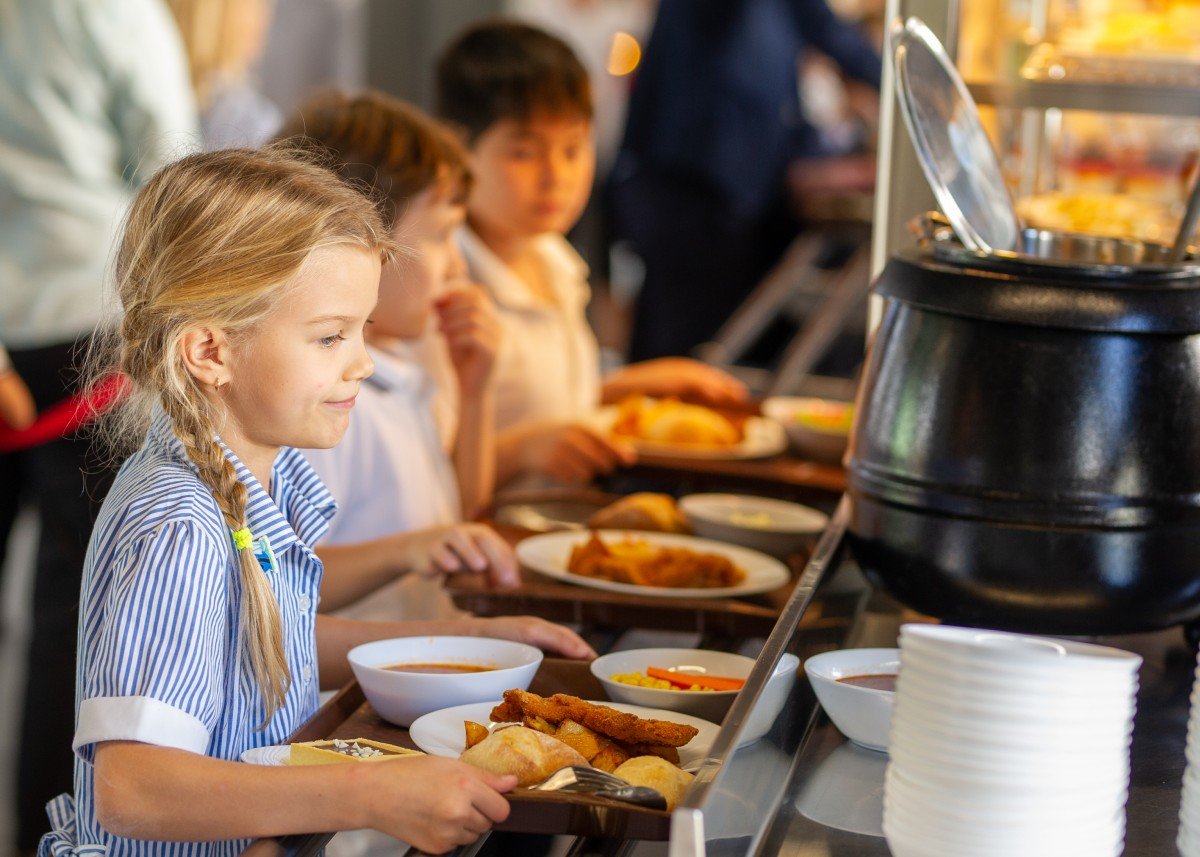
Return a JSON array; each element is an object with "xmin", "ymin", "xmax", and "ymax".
[
  {"xmin": 42, "ymin": 145, "xmax": 588, "ymax": 857},
  {"xmin": 272, "ymin": 89, "xmax": 520, "ymax": 621}
]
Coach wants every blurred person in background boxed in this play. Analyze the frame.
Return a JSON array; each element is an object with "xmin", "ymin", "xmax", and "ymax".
[
  {"xmin": 258, "ymin": 0, "xmax": 367, "ymax": 119},
  {"xmin": 608, "ymin": 0, "xmax": 881, "ymax": 362},
  {"xmin": 0, "ymin": 0, "xmax": 197, "ymax": 852},
  {"xmin": 165, "ymin": 0, "xmax": 282, "ymax": 149}
]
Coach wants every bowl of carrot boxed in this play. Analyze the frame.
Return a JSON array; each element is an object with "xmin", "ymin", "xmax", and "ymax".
[{"xmin": 591, "ymin": 647, "xmax": 756, "ymax": 723}]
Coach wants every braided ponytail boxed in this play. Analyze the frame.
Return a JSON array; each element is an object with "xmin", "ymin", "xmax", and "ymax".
[{"xmin": 168, "ymin": 391, "xmax": 290, "ymax": 717}]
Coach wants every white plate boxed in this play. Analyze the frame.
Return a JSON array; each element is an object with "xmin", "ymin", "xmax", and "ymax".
[
  {"xmin": 516, "ymin": 529, "xmax": 791, "ymax": 598},
  {"xmin": 241, "ymin": 745, "xmax": 290, "ymax": 766},
  {"xmin": 592, "ymin": 406, "xmax": 787, "ymax": 461},
  {"xmin": 408, "ymin": 700, "xmax": 718, "ymax": 767}
]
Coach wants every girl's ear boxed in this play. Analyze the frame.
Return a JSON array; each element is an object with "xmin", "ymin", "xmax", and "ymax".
[{"xmin": 179, "ymin": 326, "xmax": 231, "ymax": 390}]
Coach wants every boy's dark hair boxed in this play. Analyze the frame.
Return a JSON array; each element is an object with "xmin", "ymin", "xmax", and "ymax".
[{"xmin": 434, "ymin": 19, "xmax": 592, "ymax": 145}]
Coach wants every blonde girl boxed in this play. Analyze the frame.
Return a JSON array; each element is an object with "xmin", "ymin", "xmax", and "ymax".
[{"xmin": 43, "ymin": 146, "xmax": 586, "ymax": 857}]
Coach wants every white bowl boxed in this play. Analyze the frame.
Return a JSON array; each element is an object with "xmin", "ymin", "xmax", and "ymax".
[
  {"xmin": 591, "ymin": 647, "xmax": 754, "ymax": 722},
  {"xmin": 591, "ymin": 647, "xmax": 800, "ymax": 744},
  {"xmin": 678, "ymin": 493, "xmax": 829, "ymax": 558},
  {"xmin": 739, "ymin": 652, "xmax": 801, "ymax": 745},
  {"xmin": 348, "ymin": 636, "xmax": 542, "ymax": 727},
  {"xmin": 804, "ymin": 648, "xmax": 899, "ymax": 752},
  {"xmin": 761, "ymin": 397, "xmax": 854, "ymax": 464}
]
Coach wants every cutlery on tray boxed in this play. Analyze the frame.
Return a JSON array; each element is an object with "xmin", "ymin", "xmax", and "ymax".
[{"xmin": 531, "ymin": 765, "xmax": 668, "ymax": 810}]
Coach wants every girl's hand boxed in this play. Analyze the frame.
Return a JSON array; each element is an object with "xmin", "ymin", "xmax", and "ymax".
[
  {"xmin": 436, "ymin": 284, "xmax": 501, "ymax": 399},
  {"xmin": 401, "ymin": 523, "xmax": 519, "ymax": 589},
  {"xmin": 472, "ymin": 615, "xmax": 597, "ymax": 660},
  {"xmin": 360, "ymin": 755, "xmax": 516, "ymax": 853},
  {"xmin": 514, "ymin": 421, "xmax": 636, "ymax": 485},
  {"xmin": 602, "ymin": 357, "xmax": 749, "ymax": 408}
]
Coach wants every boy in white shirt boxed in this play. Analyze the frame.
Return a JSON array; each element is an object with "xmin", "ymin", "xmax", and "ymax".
[{"xmin": 435, "ymin": 19, "xmax": 750, "ymax": 489}]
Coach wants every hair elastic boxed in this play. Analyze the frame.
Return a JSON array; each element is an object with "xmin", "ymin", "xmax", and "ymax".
[{"xmin": 230, "ymin": 527, "xmax": 253, "ymax": 551}]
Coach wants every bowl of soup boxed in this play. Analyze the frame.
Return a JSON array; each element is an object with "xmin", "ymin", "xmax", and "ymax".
[
  {"xmin": 761, "ymin": 397, "xmax": 854, "ymax": 465},
  {"xmin": 803, "ymin": 648, "xmax": 899, "ymax": 752},
  {"xmin": 347, "ymin": 636, "xmax": 543, "ymax": 726}
]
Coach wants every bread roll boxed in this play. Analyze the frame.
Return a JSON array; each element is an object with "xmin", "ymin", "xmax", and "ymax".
[
  {"xmin": 612, "ymin": 756, "xmax": 695, "ymax": 810},
  {"xmin": 587, "ymin": 493, "xmax": 691, "ymax": 534},
  {"xmin": 459, "ymin": 725, "xmax": 588, "ymax": 786}
]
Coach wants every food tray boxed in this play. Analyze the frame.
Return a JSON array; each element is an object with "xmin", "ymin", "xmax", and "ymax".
[{"xmin": 288, "ymin": 662, "xmax": 677, "ymax": 840}]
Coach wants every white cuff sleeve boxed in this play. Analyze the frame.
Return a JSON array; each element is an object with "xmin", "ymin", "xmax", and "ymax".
[{"xmin": 75, "ymin": 696, "xmax": 210, "ymax": 758}]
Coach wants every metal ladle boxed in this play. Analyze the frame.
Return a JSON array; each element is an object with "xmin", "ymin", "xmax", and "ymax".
[{"xmin": 1169, "ymin": 168, "xmax": 1200, "ymax": 265}]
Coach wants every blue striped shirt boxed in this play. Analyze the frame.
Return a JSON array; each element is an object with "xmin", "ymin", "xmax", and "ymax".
[{"xmin": 55, "ymin": 411, "xmax": 334, "ymax": 857}]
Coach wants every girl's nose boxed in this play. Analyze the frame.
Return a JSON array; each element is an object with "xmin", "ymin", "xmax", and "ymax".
[{"xmin": 349, "ymin": 342, "xmax": 374, "ymax": 382}]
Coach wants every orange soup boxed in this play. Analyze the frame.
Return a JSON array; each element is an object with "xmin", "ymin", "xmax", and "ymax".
[
  {"xmin": 383, "ymin": 662, "xmax": 497, "ymax": 674},
  {"xmin": 836, "ymin": 673, "xmax": 898, "ymax": 692}
]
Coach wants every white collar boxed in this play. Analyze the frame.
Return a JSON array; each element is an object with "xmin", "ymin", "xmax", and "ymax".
[{"xmin": 458, "ymin": 227, "xmax": 590, "ymax": 310}]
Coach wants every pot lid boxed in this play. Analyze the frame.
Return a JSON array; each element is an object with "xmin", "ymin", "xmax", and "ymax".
[{"xmin": 890, "ymin": 16, "xmax": 1021, "ymax": 254}]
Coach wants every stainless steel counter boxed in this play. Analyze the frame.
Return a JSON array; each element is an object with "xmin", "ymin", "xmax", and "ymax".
[
  {"xmin": 640, "ymin": 497, "xmax": 1197, "ymax": 857},
  {"xmin": 753, "ymin": 615, "xmax": 1194, "ymax": 856}
]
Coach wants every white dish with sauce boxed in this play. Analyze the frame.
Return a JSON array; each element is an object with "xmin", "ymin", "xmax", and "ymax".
[
  {"xmin": 347, "ymin": 636, "xmax": 542, "ymax": 727},
  {"xmin": 803, "ymin": 648, "xmax": 899, "ymax": 753}
]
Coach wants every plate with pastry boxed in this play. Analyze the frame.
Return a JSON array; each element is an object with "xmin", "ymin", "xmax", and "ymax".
[
  {"xmin": 584, "ymin": 492, "xmax": 692, "ymax": 534},
  {"xmin": 409, "ymin": 690, "xmax": 719, "ymax": 772},
  {"xmin": 515, "ymin": 529, "xmax": 790, "ymax": 598},
  {"xmin": 593, "ymin": 396, "xmax": 786, "ymax": 460}
]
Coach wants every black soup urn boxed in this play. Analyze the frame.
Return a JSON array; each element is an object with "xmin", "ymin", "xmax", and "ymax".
[{"xmin": 846, "ymin": 242, "xmax": 1200, "ymax": 634}]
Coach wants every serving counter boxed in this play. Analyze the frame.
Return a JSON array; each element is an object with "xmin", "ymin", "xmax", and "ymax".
[
  {"xmin": 645, "ymin": 498, "xmax": 1194, "ymax": 857},
  {"xmin": 249, "ymin": 496, "xmax": 1194, "ymax": 857}
]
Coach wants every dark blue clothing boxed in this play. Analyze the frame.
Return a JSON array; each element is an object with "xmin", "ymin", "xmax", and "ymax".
[{"xmin": 608, "ymin": 0, "xmax": 881, "ymax": 360}]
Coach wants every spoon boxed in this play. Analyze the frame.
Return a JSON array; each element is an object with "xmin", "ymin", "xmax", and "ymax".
[{"xmin": 1169, "ymin": 167, "xmax": 1200, "ymax": 265}]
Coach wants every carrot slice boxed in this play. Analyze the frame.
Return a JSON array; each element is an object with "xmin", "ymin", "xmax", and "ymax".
[{"xmin": 647, "ymin": 666, "xmax": 746, "ymax": 691}]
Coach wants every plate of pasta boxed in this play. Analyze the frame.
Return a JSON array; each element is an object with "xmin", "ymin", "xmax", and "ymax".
[
  {"xmin": 593, "ymin": 396, "xmax": 787, "ymax": 461},
  {"xmin": 516, "ymin": 529, "xmax": 791, "ymax": 598}
]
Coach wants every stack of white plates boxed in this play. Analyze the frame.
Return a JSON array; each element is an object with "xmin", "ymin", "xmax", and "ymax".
[
  {"xmin": 1178, "ymin": 651, "xmax": 1200, "ymax": 855},
  {"xmin": 884, "ymin": 623, "xmax": 1142, "ymax": 857}
]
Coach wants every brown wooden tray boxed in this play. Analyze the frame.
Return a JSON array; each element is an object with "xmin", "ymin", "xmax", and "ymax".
[{"xmin": 446, "ymin": 524, "xmax": 860, "ymax": 641}]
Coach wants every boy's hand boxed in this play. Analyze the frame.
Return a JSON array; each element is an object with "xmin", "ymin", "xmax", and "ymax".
[
  {"xmin": 436, "ymin": 283, "xmax": 501, "ymax": 398},
  {"xmin": 402, "ymin": 523, "xmax": 519, "ymax": 588},
  {"xmin": 517, "ymin": 421, "xmax": 637, "ymax": 485},
  {"xmin": 474, "ymin": 615, "xmax": 597, "ymax": 660},
  {"xmin": 602, "ymin": 357, "xmax": 749, "ymax": 408}
]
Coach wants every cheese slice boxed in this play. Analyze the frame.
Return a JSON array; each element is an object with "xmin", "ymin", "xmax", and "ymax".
[{"xmin": 289, "ymin": 738, "xmax": 423, "ymax": 765}]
